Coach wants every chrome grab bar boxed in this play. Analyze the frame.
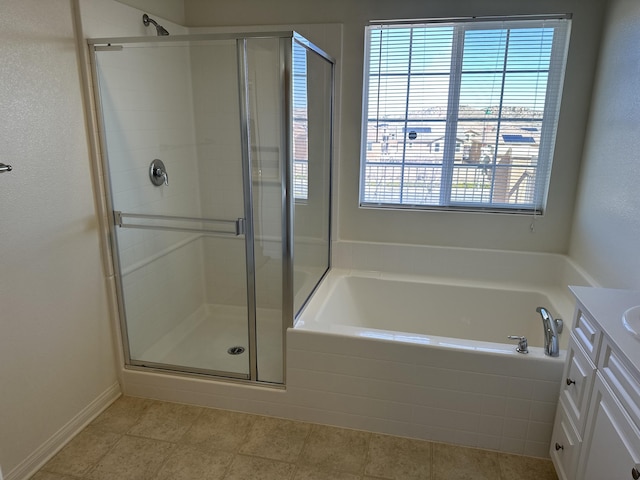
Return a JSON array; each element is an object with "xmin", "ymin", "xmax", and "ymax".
[
  {"xmin": 0, "ymin": 163, "xmax": 13, "ymax": 173},
  {"xmin": 114, "ymin": 211, "xmax": 245, "ymax": 236}
]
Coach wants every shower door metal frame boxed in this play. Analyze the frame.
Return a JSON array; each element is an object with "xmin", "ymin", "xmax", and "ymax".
[
  {"xmin": 289, "ymin": 34, "xmax": 336, "ymax": 322},
  {"xmin": 88, "ymin": 31, "xmax": 335, "ymax": 385},
  {"xmin": 236, "ymin": 37, "xmax": 258, "ymax": 382},
  {"xmin": 280, "ymin": 36, "xmax": 294, "ymax": 385},
  {"xmin": 88, "ymin": 33, "xmax": 273, "ymax": 382}
]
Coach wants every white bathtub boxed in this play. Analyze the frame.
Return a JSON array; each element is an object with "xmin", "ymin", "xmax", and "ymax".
[
  {"xmin": 289, "ymin": 265, "xmax": 580, "ymax": 457},
  {"xmin": 295, "ymin": 270, "xmax": 571, "ymax": 354}
]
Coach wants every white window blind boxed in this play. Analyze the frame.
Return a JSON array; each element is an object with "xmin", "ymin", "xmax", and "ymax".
[
  {"xmin": 359, "ymin": 16, "xmax": 571, "ymax": 213},
  {"xmin": 293, "ymin": 42, "xmax": 309, "ymax": 201}
]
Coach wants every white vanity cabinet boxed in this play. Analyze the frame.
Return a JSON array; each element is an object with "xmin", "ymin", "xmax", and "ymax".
[
  {"xmin": 578, "ymin": 374, "xmax": 640, "ymax": 480},
  {"xmin": 550, "ymin": 287, "xmax": 640, "ymax": 480}
]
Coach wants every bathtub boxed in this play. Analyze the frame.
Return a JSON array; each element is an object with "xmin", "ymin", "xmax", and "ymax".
[
  {"xmin": 295, "ymin": 269, "xmax": 571, "ymax": 354},
  {"xmin": 289, "ymin": 266, "xmax": 577, "ymax": 457}
]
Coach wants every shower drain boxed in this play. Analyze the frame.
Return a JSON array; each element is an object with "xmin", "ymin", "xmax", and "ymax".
[{"xmin": 227, "ymin": 346, "xmax": 246, "ymax": 355}]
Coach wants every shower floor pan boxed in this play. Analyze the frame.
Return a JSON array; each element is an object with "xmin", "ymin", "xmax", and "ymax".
[{"xmin": 133, "ymin": 304, "xmax": 282, "ymax": 380}]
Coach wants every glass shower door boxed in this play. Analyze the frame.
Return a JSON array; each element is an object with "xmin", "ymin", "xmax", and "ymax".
[
  {"xmin": 93, "ymin": 38, "xmax": 252, "ymax": 379},
  {"xmin": 291, "ymin": 37, "xmax": 333, "ymax": 316}
]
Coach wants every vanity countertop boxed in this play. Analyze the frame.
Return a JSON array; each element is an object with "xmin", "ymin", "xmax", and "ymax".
[{"xmin": 570, "ymin": 286, "xmax": 640, "ymax": 378}]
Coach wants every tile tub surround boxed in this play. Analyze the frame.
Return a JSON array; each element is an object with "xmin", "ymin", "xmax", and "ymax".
[
  {"xmin": 32, "ymin": 395, "xmax": 558, "ymax": 480},
  {"xmin": 289, "ymin": 249, "xmax": 588, "ymax": 458},
  {"xmin": 287, "ymin": 329, "xmax": 564, "ymax": 458}
]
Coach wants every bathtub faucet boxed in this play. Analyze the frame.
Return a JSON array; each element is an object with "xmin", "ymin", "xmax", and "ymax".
[{"xmin": 536, "ymin": 307, "xmax": 563, "ymax": 357}]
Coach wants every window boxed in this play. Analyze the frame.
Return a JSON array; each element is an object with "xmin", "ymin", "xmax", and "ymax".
[
  {"xmin": 359, "ymin": 16, "xmax": 571, "ymax": 213},
  {"xmin": 293, "ymin": 41, "xmax": 309, "ymax": 201}
]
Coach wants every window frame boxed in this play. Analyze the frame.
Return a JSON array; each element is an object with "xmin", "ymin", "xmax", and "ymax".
[{"xmin": 359, "ymin": 15, "xmax": 572, "ymax": 214}]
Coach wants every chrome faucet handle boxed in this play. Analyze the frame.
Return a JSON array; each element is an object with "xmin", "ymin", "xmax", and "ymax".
[
  {"xmin": 156, "ymin": 168, "xmax": 168, "ymax": 185},
  {"xmin": 555, "ymin": 318, "xmax": 563, "ymax": 334},
  {"xmin": 149, "ymin": 159, "xmax": 168, "ymax": 186},
  {"xmin": 508, "ymin": 335, "xmax": 529, "ymax": 354}
]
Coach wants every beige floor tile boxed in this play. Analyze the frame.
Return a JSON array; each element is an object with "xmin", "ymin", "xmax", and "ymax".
[
  {"xmin": 42, "ymin": 426, "xmax": 121, "ymax": 477},
  {"xmin": 85, "ymin": 435, "xmax": 174, "ymax": 480},
  {"xmin": 239, "ymin": 416, "xmax": 311, "ymax": 462},
  {"xmin": 365, "ymin": 434, "xmax": 432, "ymax": 479},
  {"xmin": 30, "ymin": 472, "xmax": 78, "ymax": 480},
  {"xmin": 181, "ymin": 408, "xmax": 257, "ymax": 452},
  {"xmin": 30, "ymin": 400, "xmax": 562, "ymax": 480},
  {"xmin": 127, "ymin": 401, "xmax": 203, "ymax": 442},
  {"xmin": 298, "ymin": 425, "xmax": 370, "ymax": 474},
  {"xmin": 432, "ymin": 443, "xmax": 501, "ymax": 480},
  {"xmin": 223, "ymin": 454, "xmax": 296, "ymax": 480},
  {"xmin": 499, "ymin": 453, "xmax": 558, "ymax": 480},
  {"xmin": 293, "ymin": 465, "xmax": 362, "ymax": 480},
  {"xmin": 90, "ymin": 395, "xmax": 155, "ymax": 434},
  {"xmin": 154, "ymin": 444, "xmax": 234, "ymax": 480}
]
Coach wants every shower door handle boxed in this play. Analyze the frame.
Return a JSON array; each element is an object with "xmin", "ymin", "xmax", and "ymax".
[{"xmin": 0, "ymin": 163, "xmax": 13, "ymax": 173}]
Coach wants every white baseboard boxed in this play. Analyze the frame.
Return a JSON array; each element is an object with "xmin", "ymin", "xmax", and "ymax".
[{"xmin": 6, "ymin": 382, "xmax": 121, "ymax": 480}]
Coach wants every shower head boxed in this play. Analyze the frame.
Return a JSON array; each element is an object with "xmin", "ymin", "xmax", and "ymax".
[{"xmin": 142, "ymin": 13, "xmax": 169, "ymax": 36}]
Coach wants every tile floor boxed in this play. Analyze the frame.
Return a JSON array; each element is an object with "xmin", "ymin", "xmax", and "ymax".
[{"xmin": 33, "ymin": 395, "xmax": 559, "ymax": 480}]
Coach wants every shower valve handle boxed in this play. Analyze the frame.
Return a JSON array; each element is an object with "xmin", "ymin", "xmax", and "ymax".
[
  {"xmin": 154, "ymin": 167, "xmax": 169, "ymax": 185},
  {"xmin": 149, "ymin": 159, "xmax": 168, "ymax": 186}
]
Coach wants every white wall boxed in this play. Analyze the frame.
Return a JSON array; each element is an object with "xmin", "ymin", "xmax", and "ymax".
[
  {"xmin": 568, "ymin": 0, "xmax": 640, "ymax": 290},
  {"xmin": 0, "ymin": 1, "xmax": 119, "ymax": 477},
  {"xmin": 185, "ymin": 0, "xmax": 606, "ymax": 254},
  {"xmin": 115, "ymin": 0, "xmax": 186, "ymax": 25},
  {"xmin": 190, "ymin": 40, "xmax": 248, "ymax": 307}
]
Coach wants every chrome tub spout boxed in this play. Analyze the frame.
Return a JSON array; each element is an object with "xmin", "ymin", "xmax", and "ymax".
[{"xmin": 536, "ymin": 307, "xmax": 562, "ymax": 357}]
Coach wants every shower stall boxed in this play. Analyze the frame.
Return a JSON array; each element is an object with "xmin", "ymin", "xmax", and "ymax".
[{"xmin": 89, "ymin": 31, "xmax": 333, "ymax": 384}]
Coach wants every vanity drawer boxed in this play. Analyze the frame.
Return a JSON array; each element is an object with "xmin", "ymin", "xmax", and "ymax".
[
  {"xmin": 550, "ymin": 404, "xmax": 581, "ymax": 480},
  {"xmin": 573, "ymin": 309, "xmax": 602, "ymax": 363},
  {"xmin": 560, "ymin": 336, "xmax": 596, "ymax": 435},
  {"xmin": 598, "ymin": 340, "xmax": 640, "ymax": 431}
]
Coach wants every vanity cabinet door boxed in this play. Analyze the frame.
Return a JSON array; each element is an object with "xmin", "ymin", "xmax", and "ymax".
[
  {"xmin": 550, "ymin": 406, "xmax": 580, "ymax": 480},
  {"xmin": 577, "ymin": 375, "xmax": 640, "ymax": 480},
  {"xmin": 573, "ymin": 310, "xmax": 601, "ymax": 363},
  {"xmin": 561, "ymin": 336, "xmax": 596, "ymax": 435}
]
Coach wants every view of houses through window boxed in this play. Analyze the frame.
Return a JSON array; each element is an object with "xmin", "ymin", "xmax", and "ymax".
[
  {"xmin": 360, "ymin": 17, "xmax": 571, "ymax": 212},
  {"xmin": 293, "ymin": 42, "xmax": 309, "ymax": 201}
]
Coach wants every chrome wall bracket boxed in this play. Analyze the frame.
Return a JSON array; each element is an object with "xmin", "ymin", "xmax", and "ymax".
[{"xmin": 0, "ymin": 163, "xmax": 13, "ymax": 173}]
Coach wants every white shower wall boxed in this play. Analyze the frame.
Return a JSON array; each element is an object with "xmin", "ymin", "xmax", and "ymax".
[
  {"xmin": 190, "ymin": 41, "xmax": 249, "ymax": 308},
  {"xmin": 189, "ymin": 34, "xmax": 288, "ymax": 313},
  {"xmin": 95, "ymin": 39, "xmax": 208, "ymax": 356}
]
